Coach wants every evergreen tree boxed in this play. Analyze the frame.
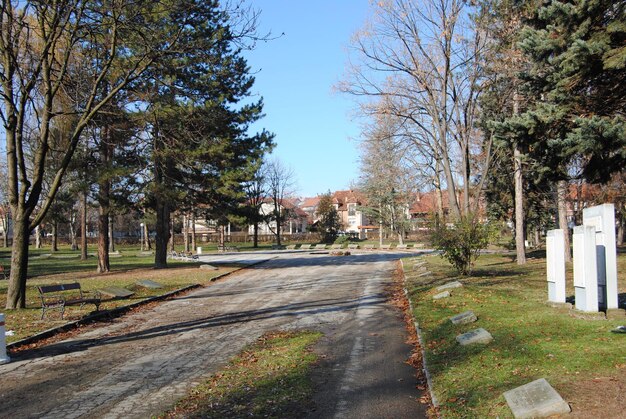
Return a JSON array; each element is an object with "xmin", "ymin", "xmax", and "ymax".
[
  {"xmin": 139, "ymin": 0, "xmax": 274, "ymax": 267},
  {"xmin": 317, "ymin": 193, "xmax": 342, "ymax": 244},
  {"xmin": 516, "ymin": 0, "xmax": 625, "ymax": 183}
]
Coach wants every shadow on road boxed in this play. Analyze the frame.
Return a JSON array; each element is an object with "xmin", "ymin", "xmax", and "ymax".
[{"xmin": 12, "ymin": 292, "xmax": 387, "ymax": 362}]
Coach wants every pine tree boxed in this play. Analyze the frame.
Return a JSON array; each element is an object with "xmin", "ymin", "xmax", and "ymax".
[
  {"xmin": 317, "ymin": 193, "xmax": 342, "ymax": 244},
  {"xmin": 140, "ymin": 1, "xmax": 273, "ymax": 267}
]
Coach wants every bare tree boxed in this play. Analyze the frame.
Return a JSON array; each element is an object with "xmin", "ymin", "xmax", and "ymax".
[
  {"xmin": 340, "ymin": 0, "xmax": 491, "ymax": 221},
  {"xmin": 0, "ymin": 1, "xmax": 185, "ymax": 309},
  {"xmin": 265, "ymin": 159, "xmax": 296, "ymax": 246},
  {"xmin": 358, "ymin": 107, "xmax": 418, "ymax": 244},
  {"xmin": 0, "ymin": 160, "xmax": 9, "ymax": 248},
  {"xmin": 243, "ymin": 163, "xmax": 267, "ymax": 248}
]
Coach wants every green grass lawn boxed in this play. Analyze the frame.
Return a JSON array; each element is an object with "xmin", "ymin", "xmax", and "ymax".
[
  {"xmin": 404, "ymin": 250, "xmax": 626, "ymax": 418},
  {"xmin": 0, "ymin": 245, "xmax": 235, "ymax": 344},
  {"xmin": 161, "ymin": 330, "xmax": 322, "ymax": 418}
]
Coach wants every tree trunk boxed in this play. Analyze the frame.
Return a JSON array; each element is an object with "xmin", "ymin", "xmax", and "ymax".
[
  {"xmin": 191, "ymin": 212, "xmax": 196, "ymax": 250},
  {"xmin": 97, "ymin": 128, "xmax": 112, "ymax": 273},
  {"xmin": 183, "ymin": 214, "xmax": 189, "ymax": 252},
  {"xmin": 2, "ymin": 215, "xmax": 8, "ymax": 248},
  {"xmin": 274, "ymin": 203, "xmax": 282, "ymax": 246},
  {"xmin": 513, "ymin": 145, "xmax": 526, "ymax": 264},
  {"xmin": 218, "ymin": 225, "xmax": 225, "ymax": 249},
  {"xmin": 512, "ymin": 89, "xmax": 526, "ymax": 265},
  {"xmin": 169, "ymin": 216, "xmax": 175, "ymax": 252},
  {"xmin": 80, "ymin": 191, "xmax": 88, "ymax": 260},
  {"xmin": 253, "ymin": 221, "xmax": 259, "ymax": 248},
  {"xmin": 556, "ymin": 180, "xmax": 571, "ymax": 262},
  {"xmin": 6, "ymin": 214, "xmax": 30, "ymax": 309},
  {"xmin": 69, "ymin": 212, "xmax": 78, "ymax": 251},
  {"xmin": 433, "ymin": 163, "xmax": 445, "ymax": 221},
  {"xmin": 379, "ymin": 203, "xmax": 383, "ymax": 247},
  {"xmin": 155, "ymin": 198, "xmax": 170, "ymax": 268},
  {"xmin": 35, "ymin": 225, "xmax": 42, "ymax": 249},
  {"xmin": 462, "ymin": 144, "xmax": 471, "ymax": 217},
  {"xmin": 97, "ymin": 205, "xmax": 110, "ymax": 273},
  {"xmin": 109, "ymin": 215, "xmax": 115, "ymax": 253},
  {"xmin": 144, "ymin": 222, "xmax": 152, "ymax": 250},
  {"xmin": 51, "ymin": 221, "xmax": 58, "ymax": 252}
]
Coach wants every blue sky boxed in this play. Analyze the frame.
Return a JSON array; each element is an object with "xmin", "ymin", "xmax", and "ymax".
[{"xmin": 245, "ymin": 1, "xmax": 371, "ymax": 198}]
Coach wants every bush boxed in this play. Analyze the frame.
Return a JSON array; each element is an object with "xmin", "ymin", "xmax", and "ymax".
[
  {"xmin": 334, "ymin": 235, "xmax": 350, "ymax": 245},
  {"xmin": 429, "ymin": 215, "xmax": 496, "ymax": 275}
]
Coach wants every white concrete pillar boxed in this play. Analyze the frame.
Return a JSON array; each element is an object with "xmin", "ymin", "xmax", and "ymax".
[
  {"xmin": 0, "ymin": 313, "xmax": 10, "ymax": 364},
  {"xmin": 583, "ymin": 204, "xmax": 618, "ymax": 310},
  {"xmin": 546, "ymin": 229, "xmax": 566, "ymax": 303},
  {"xmin": 573, "ymin": 225, "xmax": 598, "ymax": 312}
]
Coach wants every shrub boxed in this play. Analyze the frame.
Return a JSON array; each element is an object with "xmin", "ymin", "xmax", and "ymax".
[
  {"xmin": 334, "ymin": 235, "xmax": 350, "ymax": 245},
  {"xmin": 429, "ymin": 215, "xmax": 496, "ymax": 275}
]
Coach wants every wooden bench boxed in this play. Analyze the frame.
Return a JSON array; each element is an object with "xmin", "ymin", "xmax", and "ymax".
[
  {"xmin": 380, "ymin": 244, "xmax": 392, "ymax": 250},
  {"xmin": 396, "ymin": 244, "xmax": 408, "ymax": 250},
  {"xmin": 299, "ymin": 244, "xmax": 312, "ymax": 250},
  {"xmin": 330, "ymin": 244, "xmax": 342, "ymax": 249},
  {"xmin": 347, "ymin": 244, "xmax": 359, "ymax": 250},
  {"xmin": 364, "ymin": 244, "xmax": 376, "ymax": 250},
  {"xmin": 314, "ymin": 244, "xmax": 327, "ymax": 250},
  {"xmin": 38, "ymin": 283, "xmax": 101, "ymax": 320}
]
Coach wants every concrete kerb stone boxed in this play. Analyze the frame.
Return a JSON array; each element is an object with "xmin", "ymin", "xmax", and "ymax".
[
  {"xmin": 399, "ymin": 259, "xmax": 439, "ymax": 408},
  {"xmin": 6, "ymin": 260, "xmax": 271, "ymax": 351}
]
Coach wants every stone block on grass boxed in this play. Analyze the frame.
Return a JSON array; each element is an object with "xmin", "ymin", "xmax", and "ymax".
[
  {"xmin": 136, "ymin": 279, "xmax": 164, "ymax": 289},
  {"xmin": 436, "ymin": 281, "xmax": 463, "ymax": 291},
  {"xmin": 503, "ymin": 378, "xmax": 570, "ymax": 418},
  {"xmin": 456, "ymin": 328, "xmax": 493, "ymax": 345},
  {"xmin": 450, "ymin": 310, "xmax": 477, "ymax": 325},
  {"xmin": 99, "ymin": 287, "xmax": 135, "ymax": 299},
  {"xmin": 433, "ymin": 291, "xmax": 450, "ymax": 300},
  {"xmin": 199, "ymin": 264, "xmax": 218, "ymax": 270}
]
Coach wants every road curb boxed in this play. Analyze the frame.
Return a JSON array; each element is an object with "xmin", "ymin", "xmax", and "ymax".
[
  {"xmin": 400, "ymin": 259, "xmax": 439, "ymax": 409},
  {"xmin": 7, "ymin": 261, "xmax": 271, "ymax": 351}
]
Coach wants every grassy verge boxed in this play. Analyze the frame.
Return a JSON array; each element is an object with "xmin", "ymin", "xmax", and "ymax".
[
  {"xmin": 162, "ymin": 330, "xmax": 323, "ymax": 419},
  {"xmin": 404, "ymin": 251, "xmax": 626, "ymax": 418},
  {"xmin": 0, "ymin": 246, "xmax": 234, "ymax": 343}
]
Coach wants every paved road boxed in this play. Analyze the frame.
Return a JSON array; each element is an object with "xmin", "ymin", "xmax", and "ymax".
[{"xmin": 0, "ymin": 250, "xmax": 427, "ymax": 418}]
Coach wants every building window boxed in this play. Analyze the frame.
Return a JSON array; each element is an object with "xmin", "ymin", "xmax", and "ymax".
[{"xmin": 348, "ymin": 203, "xmax": 356, "ymax": 217}]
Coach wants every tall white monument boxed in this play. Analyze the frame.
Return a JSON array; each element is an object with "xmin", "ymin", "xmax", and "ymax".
[
  {"xmin": 573, "ymin": 225, "xmax": 598, "ymax": 312},
  {"xmin": 582, "ymin": 204, "xmax": 618, "ymax": 310},
  {"xmin": 546, "ymin": 229, "xmax": 566, "ymax": 303}
]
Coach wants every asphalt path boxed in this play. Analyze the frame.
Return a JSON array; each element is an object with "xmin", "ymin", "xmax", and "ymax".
[{"xmin": 0, "ymin": 250, "xmax": 428, "ymax": 418}]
